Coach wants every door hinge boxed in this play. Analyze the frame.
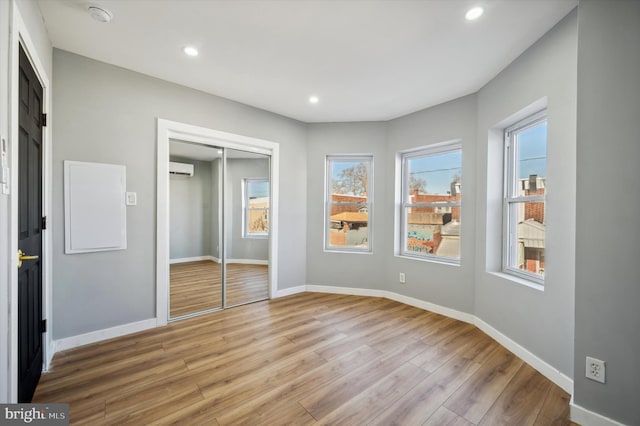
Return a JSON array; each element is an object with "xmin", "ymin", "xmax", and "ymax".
[
  {"xmin": 41, "ymin": 216, "xmax": 47, "ymax": 230},
  {"xmin": 41, "ymin": 113, "xmax": 47, "ymax": 127},
  {"xmin": 40, "ymin": 319, "xmax": 47, "ymax": 333}
]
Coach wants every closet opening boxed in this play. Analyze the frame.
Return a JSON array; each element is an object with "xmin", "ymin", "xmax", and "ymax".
[{"xmin": 156, "ymin": 119, "xmax": 279, "ymax": 325}]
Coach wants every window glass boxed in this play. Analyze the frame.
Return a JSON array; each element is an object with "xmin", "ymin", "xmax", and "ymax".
[
  {"xmin": 400, "ymin": 144, "xmax": 462, "ymax": 262},
  {"xmin": 326, "ymin": 156, "xmax": 372, "ymax": 252},
  {"xmin": 244, "ymin": 178, "xmax": 269, "ymax": 237},
  {"xmin": 504, "ymin": 113, "xmax": 547, "ymax": 281}
]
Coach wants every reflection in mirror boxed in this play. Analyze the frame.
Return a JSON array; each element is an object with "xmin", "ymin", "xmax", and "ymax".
[
  {"xmin": 225, "ymin": 149, "xmax": 270, "ymax": 307},
  {"xmin": 169, "ymin": 140, "xmax": 223, "ymax": 318}
]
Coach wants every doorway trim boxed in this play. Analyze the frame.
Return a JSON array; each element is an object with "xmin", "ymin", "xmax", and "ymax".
[
  {"xmin": 2, "ymin": 2, "xmax": 53, "ymax": 403},
  {"xmin": 156, "ymin": 119, "xmax": 280, "ymax": 326}
]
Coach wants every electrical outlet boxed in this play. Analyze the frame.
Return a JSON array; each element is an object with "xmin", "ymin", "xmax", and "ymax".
[
  {"xmin": 586, "ymin": 356, "xmax": 605, "ymax": 383},
  {"xmin": 399, "ymin": 272, "xmax": 406, "ymax": 284}
]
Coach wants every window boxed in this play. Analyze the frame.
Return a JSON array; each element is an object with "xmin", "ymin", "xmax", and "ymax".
[
  {"xmin": 325, "ymin": 155, "xmax": 373, "ymax": 252},
  {"xmin": 503, "ymin": 111, "xmax": 547, "ymax": 282},
  {"xmin": 399, "ymin": 142, "xmax": 462, "ymax": 263},
  {"xmin": 243, "ymin": 178, "xmax": 269, "ymax": 238}
]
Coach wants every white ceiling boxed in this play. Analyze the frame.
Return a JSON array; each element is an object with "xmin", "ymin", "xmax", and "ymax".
[{"xmin": 38, "ymin": 0, "xmax": 577, "ymax": 123}]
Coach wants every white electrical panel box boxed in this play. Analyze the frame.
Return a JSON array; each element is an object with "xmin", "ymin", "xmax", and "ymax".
[{"xmin": 64, "ymin": 161, "xmax": 127, "ymax": 254}]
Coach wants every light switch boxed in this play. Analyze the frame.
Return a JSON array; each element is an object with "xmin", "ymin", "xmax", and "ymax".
[{"xmin": 126, "ymin": 192, "xmax": 137, "ymax": 206}]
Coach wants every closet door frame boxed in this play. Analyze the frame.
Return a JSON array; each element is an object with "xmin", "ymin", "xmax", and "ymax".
[{"xmin": 156, "ymin": 119, "xmax": 280, "ymax": 327}]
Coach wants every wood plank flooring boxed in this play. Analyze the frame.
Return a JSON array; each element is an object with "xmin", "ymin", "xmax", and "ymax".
[
  {"xmin": 170, "ymin": 260, "xmax": 268, "ymax": 317},
  {"xmin": 33, "ymin": 293, "xmax": 576, "ymax": 425}
]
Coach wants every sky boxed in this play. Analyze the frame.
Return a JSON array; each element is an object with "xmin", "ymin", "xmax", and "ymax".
[
  {"xmin": 332, "ymin": 161, "xmax": 363, "ymax": 177},
  {"xmin": 331, "ymin": 160, "xmax": 368, "ymax": 195},
  {"xmin": 409, "ymin": 151, "xmax": 462, "ymax": 195},
  {"xmin": 247, "ymin": 180, "xmax": 269, "ymax": 198},
  {"xmin": 517, "ymin": 122, "xmax": 547, "ymax": 179}
]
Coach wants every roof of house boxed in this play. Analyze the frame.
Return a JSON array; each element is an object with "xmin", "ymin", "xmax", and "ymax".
[
  {"xmin": 436, "ymin": 238, "xmax": 459, "ymax": 258},
  {"xmin": 330, "ymin": 212, "xmax": 368, "ymax": 223},
  {"xmin": 518, "ymin": 219, "xmax": 545, "ymax": 248},
  {"xmin": 441, "ymin": 221, "xmax": 461, "ymax": 236}
]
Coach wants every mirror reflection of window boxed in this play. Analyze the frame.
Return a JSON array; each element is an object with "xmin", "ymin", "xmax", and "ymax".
[
  {"xmin": 243, "ymin": 178, "xmax": 269, "ymax": 238},
  {"xmin": 168, "ymin": 143, "xmax": 272, "ymax": 318},
  {"xmin": 224, "ymin": 150, "xmax": 271, "ymax": 308}
]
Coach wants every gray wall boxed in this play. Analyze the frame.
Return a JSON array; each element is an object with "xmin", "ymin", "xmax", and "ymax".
[
  {"xmin": 226, "ymin": 157, "xmax": 269, "ymax": 261},
  {"xmin": 305, "ymin": 96, "xmax": 477, "ymax": 322},
  {"xmin": 306, "ymin": 122, "xmax": 388, "ymax": 289},
  {"xmin": 574, "ymin": 1, "xmax": 640, "ymax": 424},
  {"xmin": 385, "ymin": 95, "xmax": 477, "ymax": 313},
  {"xmin": 169, "ymin": 157, "xmax": 213, "ymax": 260},
  {"xmin": 52, "ymin": 49, "xmax": 307, "ymax": 338},
  {"xmin": 474, "ymin": 10, "xmax": 577, "ymax": 378}
]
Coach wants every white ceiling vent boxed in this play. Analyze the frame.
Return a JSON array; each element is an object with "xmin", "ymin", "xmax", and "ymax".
[
  {"xmin": 87, "ymin": 6, "xmax": 113, "ymax": 23},
  {"xmin": 169, "ymin": 161, "xmax": 194, "ymax": 177}
]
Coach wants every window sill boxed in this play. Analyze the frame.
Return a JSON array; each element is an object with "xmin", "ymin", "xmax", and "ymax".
[
  {"xmin": 395, "ymin": 254, "xmax": 460, "ymax": 267},
  {"xmin": 324, "ymin": 248, "xmax": 373, "ymax": 255},
  {"xmin": 488, "ymin": 271, "xmax": 544, "ymax": 292},
  {"xmin": 243, "ymin": 235, "xmax": 269, "ymax": 240}
]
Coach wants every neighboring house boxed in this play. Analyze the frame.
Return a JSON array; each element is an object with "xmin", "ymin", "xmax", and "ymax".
[
  {"xmin": 406, "ymin": 187, "xmax": 461, "ymax": 256},
  {"xmin": 436, "ymin": 220, "xmax": 461, "ymax": 258},
  {"xmin": 518, "ymin": 175, "xmax": 546, "ymax": 274},
  {"xmin": 517, "ymin": 219, "xmax": 545, "ymax": 274},
  {"xmin": 410, "ymin": 189, "xmax": 461, "ymax": 222},
  {"xmin": 329, "ymin": 194, "xmax": 369, "ymax": 247}
]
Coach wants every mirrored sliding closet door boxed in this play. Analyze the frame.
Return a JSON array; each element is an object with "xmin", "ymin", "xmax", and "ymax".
[{"xmin": 168, "ymin": 141, "xmax": 270, "ymax": 320}]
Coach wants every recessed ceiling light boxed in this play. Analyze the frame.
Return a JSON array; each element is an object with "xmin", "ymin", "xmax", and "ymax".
[
  {"xmin": 465, "ymin": 6, "xmax": 484, "ymax": 21},
  {"xmin": 309, "ymin": 96, "xmax": 319, "ymax": 104},
  {"xmin": 217, "ymin": 149, "xmax": 223, "ymax": 154},
  {"xmin": 88, "ymin": 5, "xmax": 113, "ymax": 23},
  {"xmin": 183, "ymin": 46, "xmax": 199, "ymax": 57}
]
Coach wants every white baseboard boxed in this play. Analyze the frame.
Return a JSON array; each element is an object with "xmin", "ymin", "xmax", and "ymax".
[
  {"xmin": 53, "ymin": 318, "xmax": 156, "ymax": 352},
  {"xmin": 306, "ymin": 285, "xmax": 387, "ymax": 298},
  {"xmin": 303, "ymin": 284, "xmax": 572, "ymax": 395},
  {"xmin": 226, "ymin": 259, "xmax": 268, "ymax": 265},
  {"xmin": 570, "ymin": 396, "xmax": 627, "ymax": 426},
  {"xmin": 385, "ymin": 291, "xmax": 476, "ymax": 324},
  {"xmin": 474, "ymin": 317, "xmax": 573, "ymax": 394},
  {"xmin": 169, "ymin": 255, "xmax": 218, "ymax": 264},
  {"xmin": 274, "ymin": 285, "xmax": 306, "ymax": 298},
  {"xmin": 44, "ymin": 338, "xmax": 55, "ymax": 372}
]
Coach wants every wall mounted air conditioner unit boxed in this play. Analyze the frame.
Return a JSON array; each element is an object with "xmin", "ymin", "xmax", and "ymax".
[{"xmin": 169, "ymin": 161, "xmax": 194, "ymax": 177}]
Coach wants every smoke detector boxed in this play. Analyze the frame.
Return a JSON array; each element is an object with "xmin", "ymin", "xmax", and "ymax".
[{"xmin": 88, "ymin": 5, "xmax": 113, "ymax": 23}]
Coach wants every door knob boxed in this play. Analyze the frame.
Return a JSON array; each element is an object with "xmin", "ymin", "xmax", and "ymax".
[{"xmin": 17, "ymin": 249, "xmax": 39, "ymax": 269}]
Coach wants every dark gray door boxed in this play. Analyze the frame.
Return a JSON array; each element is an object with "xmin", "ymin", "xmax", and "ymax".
[{"xmin": 17, "ymin": 44, "xmax": 44, "ymax": 403}]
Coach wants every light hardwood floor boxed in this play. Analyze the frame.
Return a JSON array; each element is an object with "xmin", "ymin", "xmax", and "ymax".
[
  {"xmin": 34, "ymin": 293, "xmax": 576, "ymax": 425},
  {"xmin": 170, "ymin": 261, "xmax": 269, "ymax": 317}
]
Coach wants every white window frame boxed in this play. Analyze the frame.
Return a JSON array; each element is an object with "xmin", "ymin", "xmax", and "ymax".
[
  {"xmin": 503, "ymin": 110, "xmax": 547, "ymax": 284},
  {"xmin": 324, "ymin": 155, "xmax": 373, "ymax": 253},
  {"xmin": 243, "ymin": 178, "xmax": 269, "ymax": 239},
  {"xmin": 399, "ymin": 141, "xmax": 462, "ymax": 264}
]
